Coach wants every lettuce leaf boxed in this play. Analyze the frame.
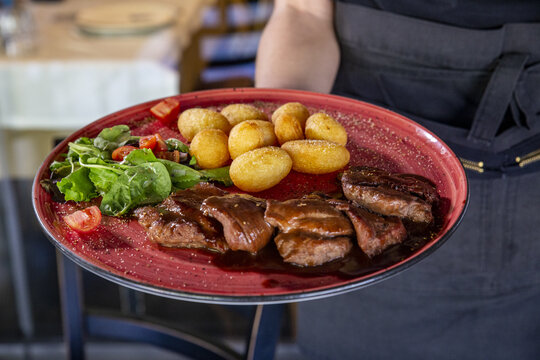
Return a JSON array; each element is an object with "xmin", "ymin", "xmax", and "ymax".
[
  {"xmin": 57, "ymin": 167, "xmax": 97, "ymax": 202},
  {"xmin": 100, "ymin": 162, "xmax": 171, "ymax": 216}
]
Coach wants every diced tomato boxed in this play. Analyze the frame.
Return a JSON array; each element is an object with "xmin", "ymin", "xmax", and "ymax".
[
  {"xmin": 139, "ymin": 135, "xmax": 157, "ymax": 150},
  {"xmin": 112, "ymin": 145, "xmax": 137, "ymax": 161},
  {"xmin": 150, "ymin": 97, "xmax": 180, "ymax": 123},
  {"xmin": 64, "ymin": 206, "xmax": 102, "ymax": 233},
  {"xmin": 154, "ymin": 133, "xmax": 168, "ymax": 152}
]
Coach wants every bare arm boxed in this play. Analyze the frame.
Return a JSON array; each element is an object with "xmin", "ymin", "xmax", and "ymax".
[{"xmin": 255, "ymin": 0, "xmax": 339, "ymax": 93}]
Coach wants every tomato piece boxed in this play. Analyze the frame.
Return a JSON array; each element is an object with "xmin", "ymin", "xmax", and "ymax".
[
  {"xmin": 150, "ymin": 97, "xmax": 180, "ymax": 123},
  {"xmin": 155, "ymin": 150, "xmax": 183, "ymax": 163},
  {"xmin": 139, "ymin": 135, "xmax": 157, "ymax": 150},
  {"xmin": 112, "ymin": 145, "xmax": 137, "ymax": 161},
  {"xmin": 64, "ymin": 206, "xmax": 102, "ymax": 233},
  {"xmin": 154, "ymin": 133, "xmax": 168, "ymax": 152}
]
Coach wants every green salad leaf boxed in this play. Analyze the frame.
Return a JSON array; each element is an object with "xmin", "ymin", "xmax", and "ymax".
[
  {"xmin": 100, "ymin": 162, "xmax": 172, "ymax": 216},
  {"xmin": 66, "ymin": 137, "xmax": 93, "ymax": 160},
  {"xmin": 93, "ymin": 125, "xmax": 131, "ymax": 152},
  {"xmin": 122, "ymin": 148, "xmax": 158, "ymax": 166},
  {"xmin": 57, "ymin": 167, "xmax": 97, "ymax": 202},
  {"xmin": 165, "ymin": 138, "xmax": 190, "ymax": 153},
  {"xmin": 67, "ymin": 141, "xmax": 111, "ymax": 161},
  {"xmin": 200, "ymin": 166, "xmax": 233, "ymax": 187},
  {"xmin": 50, "ymin": 159, "xmax": 78, "ymax": 178},
  {"xmin": 158, "ymin": 159, "xmax": 203, "ymax": 190},
  {"xmin": 48, "ymin": 124, "xmax": 233, "ymax": 216},
  {"xmin": 87, "ymin": 160, "xmax": 121, "ymax": 196}
]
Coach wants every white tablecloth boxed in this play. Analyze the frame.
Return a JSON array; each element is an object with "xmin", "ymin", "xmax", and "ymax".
[{"xmin": 0, "ymin": 0, "xmax": 212, "ymax": 131}]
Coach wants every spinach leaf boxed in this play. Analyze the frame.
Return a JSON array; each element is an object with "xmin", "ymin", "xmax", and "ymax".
[
  {"xmin": 50, "ymin": 124, "xmax": 233, "ymax": 216},
  {"xmin": 93, "ymin": 125, "xmax": 131, "ymax": 152},
  {"xmin": 165, "ymin": 138, "xmax": 189, "ymax": 153},
  {"xmin": 158, "ymin": 159, "xmax": 202, "ymax": 190},
  {"xmin": 57, "ymin": 167, "xmax": 98, "ymax": 202},
  {"xmin": 82, "ymin": 157, "xmax": 127, "ymax": 195},
  {"xmin": 200, "ymin": 166, "xmax": 233, "ymax": 187},
  {"xmin": 100, "ymin": 162, "xmax": 171, "ymax": 216},
  {"xmin": 88, "ymin": 167, "xmax": 121, "ymax": 196},
  {"xmin": 122, "ymin": 148, "xmax": 157, "ymax": 166}
]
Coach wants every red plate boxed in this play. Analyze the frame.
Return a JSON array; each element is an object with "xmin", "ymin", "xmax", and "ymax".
[{"xmin": 32, "ymin": 88, "xmax": 468, "ymax": 304}]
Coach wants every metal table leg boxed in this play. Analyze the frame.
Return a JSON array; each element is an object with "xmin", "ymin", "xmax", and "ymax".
[
  {"xmin": 57, "ymin": 251, "xmax": 85, "ymax": 360},
  {"xmin": 57, "ymin": 252, "xmax": 285, "ymax": 360},
  {"xmin": 245, "ymin": 304, "xmax": 284, "ymax": 360}
]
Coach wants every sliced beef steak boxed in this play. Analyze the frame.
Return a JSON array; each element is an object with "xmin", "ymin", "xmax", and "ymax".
[
  {"xmin": 201, "ymin": 194, "xmax": 274, "ymax": 254},
  {"xmin": 340, "ymin": 167, "xmax": 435, "ymax": 223},
  {"xmin": 333, "ymin": 200, "xmax": 407, "ymax": 257},
  {"xmin": 265, "ymin": 198, "xmax": 354, "ymax": 266},
  {"xmin": 134, "ymin": 183, "xmax": 229, "ymax": 252},
  {"xmin": 341, "ymin": 167, "xmax": 439, "ymax": 205},
  {"xmin": 274, "ymin": 232, "xmax": 353, "ymax": 267},
  {"xmin": 264, "ymin": 198, "xmax": 354, "ymax": 237}
]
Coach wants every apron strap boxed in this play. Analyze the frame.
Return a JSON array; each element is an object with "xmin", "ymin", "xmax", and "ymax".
[{"xmin": 467, "ymin": 53, "xmax": 529, "ymax": 145}]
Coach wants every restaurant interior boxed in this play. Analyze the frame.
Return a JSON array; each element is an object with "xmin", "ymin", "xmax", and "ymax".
[{"xmin": 0, "ymin": 0, "xmax": 304, "ymax": 359}]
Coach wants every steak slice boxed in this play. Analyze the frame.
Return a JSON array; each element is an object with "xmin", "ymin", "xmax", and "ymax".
[
  {"xmin": 264, "ymin": 198, "xmax": 354, "ymax": 237},
  {"xmin": 340, "ymin": 167, "xmax": 434, "ymax": 223},
  {"xmin": 134, "ymin": 183, "xmax": 229, "ymax": 253},
  {"xmin": 274, "ymin": 231, "xmax": 352, "ymax": 267},
  {"xmin": 201, "ymin": 194, "xmax": 274, "ymax": 254},
  {"xmin": 265, "ymin": 198, "xmax": 354, "ymax": 266},
  {"xmin": 332, "ymin": 200, "xmax": 407, "ymax": 258},
  {"xmin": 342, "ymin": 167, "xmax": 439, "ymax": 205}
]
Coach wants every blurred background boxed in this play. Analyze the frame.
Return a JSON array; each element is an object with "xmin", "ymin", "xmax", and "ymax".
[{"xmin": 0, "ymin": 0, "xmax": 301, "ymax": 358}]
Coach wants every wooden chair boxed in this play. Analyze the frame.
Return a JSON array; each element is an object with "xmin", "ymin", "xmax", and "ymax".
[{"xmin": 180, "ymin": 0, "xmax": 272, "ymax": 93}]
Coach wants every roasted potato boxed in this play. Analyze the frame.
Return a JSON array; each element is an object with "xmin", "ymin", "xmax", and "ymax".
[
  {"xmin": 305, "ymin": 112, "xmax": 348, "ymax": 145},
  {"xmin": 257, "ymin": 120, "xmax": 278, "ymax": 147},
  {"xmin": 221, "ymin": 103, "xmax": 268, "ymax": 127},
  {"xmin": 189, "ymin": 129, "xmax": 230, "ymax": 169},
  {"xmin": 271, "ymin": 102, "xmax": 310, "ymax": 129},
  {"xmin": 178, "ymin": 108, "xmax": 230, "ymax": 141},
  {"xmin": 228, "ymin": 120, "xmax": 277, "ymax": 159},
  {"xmin": 230, "ymin": 147, "xmax": 292, "ymax": 192},
  {"xmin": 274, "ymin": 113, "xmax": 304, "ymax": 145},
  {"xmin": 281, "ymin": 140, "xmax": 350, "ymax": 174}
]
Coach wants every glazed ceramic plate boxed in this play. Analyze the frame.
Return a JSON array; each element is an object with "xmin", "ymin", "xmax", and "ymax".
[{"xmin": 33, "ymin": 88, "xmax": 468, "ymax": 304}]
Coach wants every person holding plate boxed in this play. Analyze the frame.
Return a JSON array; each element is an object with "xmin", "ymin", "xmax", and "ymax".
[{"xmin": 255, "ymin": 1, "xmax": 540, "ymax": 359}]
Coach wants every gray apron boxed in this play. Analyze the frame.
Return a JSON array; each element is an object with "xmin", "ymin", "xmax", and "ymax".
[{"xmin": 296, "ymin": 4, "xmax": 540, "ymax": 360}]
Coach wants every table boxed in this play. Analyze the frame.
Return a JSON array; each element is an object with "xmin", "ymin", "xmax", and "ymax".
[
  {"xmin": 0, "ymin": 0, "xmax": 213, "ymax": 178},
  {"xmin": 0, "ymin": 0, "xmax": 215, "ymax": 131}
]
